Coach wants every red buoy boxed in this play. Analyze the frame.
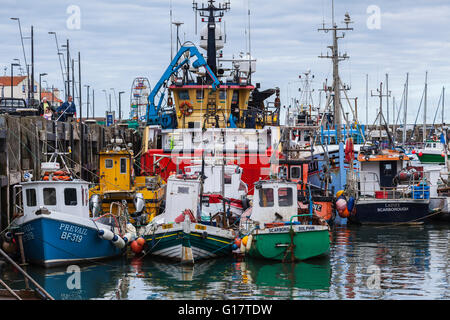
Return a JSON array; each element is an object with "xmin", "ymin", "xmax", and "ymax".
[{"xmin": 130, "ymin": 240, "xmax": 143, "ymax": 254}]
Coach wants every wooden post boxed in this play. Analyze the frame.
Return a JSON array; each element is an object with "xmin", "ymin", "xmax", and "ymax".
[{"xmin": 15, "ymin": 232, "xmax": 29, "ymax": 289}]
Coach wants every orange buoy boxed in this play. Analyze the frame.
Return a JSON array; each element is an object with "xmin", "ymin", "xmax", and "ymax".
[
  {"xmin": 54, "ymin": 170, "xmax": 65, "ymax": 176},
  {"xmin": 136, "ymin": 237, "xmax": 145, "ymax": 247},
  {"xmin": 339, "ymin": 207, "xmax": 350, "ymax": 218},
  {"xmin": 130, "ymin": 240, "xmax": 143, "ymax": 254},
  {"xmin": 234, "ymin": 238, "xmax": 241, "ymax": 247},
  {"xmin": 42, "ymin": 176, "xmax": 49, "ymax": 181}
]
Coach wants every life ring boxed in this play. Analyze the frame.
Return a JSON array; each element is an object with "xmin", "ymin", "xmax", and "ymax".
[{"xmin": 179, "ymin": 101, "xmax": 193, "ymax": 116}]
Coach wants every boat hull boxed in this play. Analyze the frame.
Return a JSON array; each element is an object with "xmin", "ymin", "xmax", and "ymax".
[
  {"xmin": 143, "ymin": 221, "xmax": 235, "ymax": 263},
  {"xmin": 350, "ymin": 199, "xmax": 430, "ymax": 224},
  {"xmin": 247, "ymin": 225, "xmax": 330, "ymax": 262},
  {"xmin": 18, "ymin": 215, "xmax": 123, "ymax": 267},
  {"xmin": 417, "ymin": 153, "xmax": 445, "ymax": 164}
]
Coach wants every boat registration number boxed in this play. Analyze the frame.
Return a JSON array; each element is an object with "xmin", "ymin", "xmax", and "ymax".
[
  {"xmin": 162, "ymin": 223, "xmax": 173, "ymax": 230},
  {"xmin": 195, "ymin": 224, "xmax": 206, "ymax": 231}
]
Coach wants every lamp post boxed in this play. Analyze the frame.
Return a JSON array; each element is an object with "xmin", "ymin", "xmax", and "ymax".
[
  {"xmin": 48, "ymin": 32, "xmax": 66, "ymax": 98},
  {"xmin": 118, "ymin": 91, "xmax": 125, "ymax": 121},
  {"xmin": 84, "ymin": 85, "xmax": 90, "ymax": 119},
  {"xmin": 39, "ymin": 73, "xmax": 47, "ymax": 101},
  {"xmin": 10, "ymin": 63, "xmax": 20, "ymax": 98},
  {"xmin": 102, "ymin": 89, "xmax": 108, "ymax": 111},
  {"xmin": 11, "ymin": 18, "xmax": 30, "ymax": 100}
]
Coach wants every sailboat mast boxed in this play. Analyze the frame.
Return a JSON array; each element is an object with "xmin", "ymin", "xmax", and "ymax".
[
  {"xmin": 423, "ymin": 71, "xmax": 428, "ymax": 144},
  {"xmin": 443, "ymin": 87, "xmax": 445, "ymax": 125},
  {"xmin": 403, "ymin": 73, "xmax": 409, "ymax": 146}
]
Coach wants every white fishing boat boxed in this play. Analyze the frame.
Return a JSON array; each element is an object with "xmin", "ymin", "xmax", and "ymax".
[
  {"xmin": 138, "ymin": 174, "xmax": 238, "ymax": 264},
  {"xmin": 10, "ymin": 162, "xmax": 129, "ymax": 267}
]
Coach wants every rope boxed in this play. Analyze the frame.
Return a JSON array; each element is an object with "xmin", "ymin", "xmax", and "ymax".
[{"xmin": 373, "ymin": 208, "xmax": 443, "ymax": 229}]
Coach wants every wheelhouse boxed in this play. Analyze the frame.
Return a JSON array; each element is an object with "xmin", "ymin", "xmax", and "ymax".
[
  {"xmin": 20, "ymin": 181, "xmax": 90, "ymax": 218},
  {"xmin": 252, "ymin": 180, "xmax": 298, "ymax": 225}
]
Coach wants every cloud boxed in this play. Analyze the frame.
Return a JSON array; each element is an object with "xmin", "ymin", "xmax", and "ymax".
[{"xmin": 1, "ymin": 0, "xmax": 449, "ymax": 124}]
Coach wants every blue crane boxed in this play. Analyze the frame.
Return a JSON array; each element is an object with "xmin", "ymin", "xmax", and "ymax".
[{"xmin": 146, "ymin": 44, "xmax": 221, "ymax": 129}]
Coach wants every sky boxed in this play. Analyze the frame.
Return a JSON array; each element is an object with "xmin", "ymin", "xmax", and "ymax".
[{"xmin": 1, "ymin": 0, "xmax": 450, "ymax": 125}]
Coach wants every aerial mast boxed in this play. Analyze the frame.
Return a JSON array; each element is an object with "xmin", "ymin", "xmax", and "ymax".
[
  {"xmin": 318, "ymin": 1, "xmax": 353, "ymax": 143},
  {"xmin": 192, "ymin": 0, "xmax": 230, "ymax": 79}
]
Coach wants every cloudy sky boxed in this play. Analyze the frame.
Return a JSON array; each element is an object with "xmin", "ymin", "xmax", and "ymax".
[{"xmin": 1, "ymin": 0, "xmax": 450, "ymax": 125}]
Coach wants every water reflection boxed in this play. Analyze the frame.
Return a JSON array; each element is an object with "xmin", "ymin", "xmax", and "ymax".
[
  {"xmin": 2, "ymin": 258, "xmax": 128, "ymax": 300},
  {"xmin": 2, "ymin": 224, "xmax": 450, "ymax": 299}
]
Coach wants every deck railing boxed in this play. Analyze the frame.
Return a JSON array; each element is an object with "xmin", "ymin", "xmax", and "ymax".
[{"xmin": 357, "ymin": 171, "xmax": 430, "ymax": 201}]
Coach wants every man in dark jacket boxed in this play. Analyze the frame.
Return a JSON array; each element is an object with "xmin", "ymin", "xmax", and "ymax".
[{"xmin": 56, "ymin": 96, "xmax": 76, "ymax": 121}]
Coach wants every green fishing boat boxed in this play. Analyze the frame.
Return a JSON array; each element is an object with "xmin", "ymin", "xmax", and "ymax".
[
  {"xmin": 240, "ymin": 180, "xmax": 330, "ymax": 262},
  {"xmin": 415, "ymin": 139, "xmax": 447, "ymax": 164}
]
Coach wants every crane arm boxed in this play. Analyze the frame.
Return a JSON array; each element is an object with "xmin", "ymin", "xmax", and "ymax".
[{"xmin": 146, "ymin": 45, "xmax": 220, "ymax": 127}]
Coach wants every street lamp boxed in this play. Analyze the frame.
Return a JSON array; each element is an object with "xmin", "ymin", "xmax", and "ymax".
[
  {"xmin": 10, "ymin": 62, "xmax": 20, "ymax": 99},
  {"xmin": 102, "ymin": 89, "xmax": 108, "ymax": 112},
  {"xmin": 11, "ymin": 18, "xmax": 30, "ymax": 99},
  {"xmin": 84, "ymin": 85, "xmax": 90, "ymax": 119},
  {"xmin": 39, "ymin": 73, "xmax": 47, "ymax": 101},
  {"xmin": 118, "ymin": 91, "xmax": 125, "ymax": 121},
  {"xmin": 110, "ymin": 88, "xmax": 118, "ymax": 110}
]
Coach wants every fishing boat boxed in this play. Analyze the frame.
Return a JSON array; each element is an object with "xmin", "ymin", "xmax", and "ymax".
[
  {"xmin": 89, "ymin": 136, "xmax": 166, "ymax": 227},
  {"xmin": 413, "ymin": 136, "xmax": 447, "ymax": 164},
  {"xmin": 138, "ymin": 173, "xmax": 238, "ymax": 264},
  {"xmin": 348, "ymin": 145, "xmax": 431, "ymax": 225},
  {"xmin": 182, "ymin": 160, "xmax": 249, "ymax": 218},
  {"xmin": 239, "ymin": 179, "xmax": 330, "ymax": 262},
  {"xmin": 140, "ymin": 0, "xmax": 282, "ymax": 195},
  {"xmin": 10, "ymin": 160, "xmax": 127, "ymax": 267}
]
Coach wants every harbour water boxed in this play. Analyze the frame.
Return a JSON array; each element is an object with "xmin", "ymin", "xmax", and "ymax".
[{"xmin": 2, "ymin": 223, "xmax": 450, "ymax": 300}]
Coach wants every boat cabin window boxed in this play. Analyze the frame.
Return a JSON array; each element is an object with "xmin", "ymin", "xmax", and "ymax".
[
  {"xmin": 224, "ymin": 173, "xmax": 232, "ymax": 184},
  {"xmin": 64, "ymin": 188, "xmax": 77, "ymax": 206},
  {"xmin": 178, "ymin": 90, "xmax": 190, "ymax": 100},
  {"xmin": 278, "ymin": 188, "xmax": 293, "ymax": 207},
  {"xmin": 238, "ymin": 181, "xmax": 247, "ymax": 191},
  {"xmin": 231, "ymin": 91, "xmax": 239, "ymax": 105},
  {"xmin": 290, "ymin": 166, "xmax": 301, "ymax": 179},
  {"xmin": 196, "ymin": 89, "xmax": 204, "ymax": 100},
  {"xmin": 382, "ymin": 163, "xmax": 393, "ymax": 176},
  {"xmin": 259, "ymin": 188, "xmax": 274, "ymax": 207},
  {"xmin": 26, "ymin": 189, "xmax": 37, "ymax": 207},
  {"xmin": 177, "ymin": 186, "xmax": 190, "ymax": 194},
  {"xmin": 43, "ymin": 188, "xmax": 57, "ymax": 206},
  {"xmin": 105, "ymin": 159, "xmax": 113, "ymax": 169},
  {"xmin": 120, "ymin": 158, "xmax": 127, "ymax": 174},
  {"xmin": 219, "ymin": 89, "xmax": 226, "ymax": 100}
]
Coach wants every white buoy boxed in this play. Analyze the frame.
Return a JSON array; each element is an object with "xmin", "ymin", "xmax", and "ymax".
[
  {"xmin": 246, "ymin": 234, "xmax": 253, "ymax": 251},
  {"xmin": 111, "ymin": 235, "xmax": 126, "ymax": 249},
  {"xmin": 240, "ymin": 241, "xmax": 246, "ymax": 254},
  {"xmin": 98, "ymin": 229, "xmax": 114, "ymax": 241},
  {"xmin": 123, "ymin": 232, "xmax": 136, "ymax": 243}
]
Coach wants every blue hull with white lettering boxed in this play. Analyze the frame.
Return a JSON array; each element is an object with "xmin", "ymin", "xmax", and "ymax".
[
  {"xmin": 19, "ymin": 216, "xmax": 123, "ymax": 267},
  {"xmin": 350, "ymin": 200, "xmax": 430, "ymax": 225}
]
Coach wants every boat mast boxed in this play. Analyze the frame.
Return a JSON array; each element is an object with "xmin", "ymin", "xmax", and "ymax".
[
  {"xmin": 443, "ymin": 86, "xmax": 445, "ymax": 125},
  {"xmin": 403, "ymin": 73, "xmax": 409, "ymax": 146},
  {"xmin": 318, "ymin": 0, "xmax": 353, "ymax": 143},
  {"xmin": 192, "ymin": 0, "xmax": 230, "ymax": 79},
  {"xmin": 423, "ymin": 71, "xmax": 428, "ymax": 144}
]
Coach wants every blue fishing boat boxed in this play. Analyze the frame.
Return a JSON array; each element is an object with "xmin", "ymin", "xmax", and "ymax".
[{"xmin": 11, "ymin": 163, "xmax": 127, "ymax": 267}]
